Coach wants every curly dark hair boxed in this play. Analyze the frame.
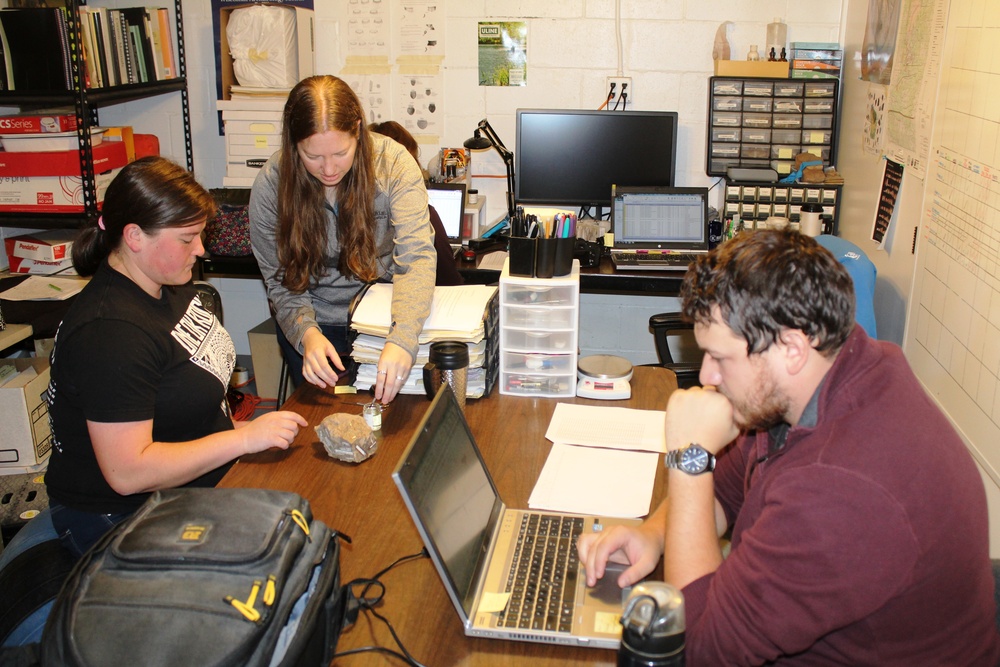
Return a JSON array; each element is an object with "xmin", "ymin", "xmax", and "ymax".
[{"xmin": 680, "ymin": 229, "xmax": 855, "ymax": 357}]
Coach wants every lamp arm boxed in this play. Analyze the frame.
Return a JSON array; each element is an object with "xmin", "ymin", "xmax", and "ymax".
[{"xmin": 476, "ymin": 119, "xmax": 516, "ymax": 219}]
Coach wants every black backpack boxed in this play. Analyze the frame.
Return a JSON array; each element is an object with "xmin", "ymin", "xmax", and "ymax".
[{"xmin": 40, "ymin": 488, "xmax": 350, "ymax": 667}]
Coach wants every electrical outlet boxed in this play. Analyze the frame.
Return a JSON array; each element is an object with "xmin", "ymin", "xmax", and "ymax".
[{"xmin": 606, "ymin": 76, "xmax": 633, "ymax": 109}]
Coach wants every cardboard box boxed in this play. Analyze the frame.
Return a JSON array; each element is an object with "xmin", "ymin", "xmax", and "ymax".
[
  {"xmin": 0, "ymin": 140, "xmax": 128, "ymax": 177},
  {"xmin": 0, "ymin": 168, "xmax": 121, "ymax": 213},
  {"xmin": 248, "ymin": 318, "xmax": 283, "ymax": 401},
  {"xmin": 714, "ymin": 60, "xmax": 790, "ymax": 78},
  {"xmin": 217, "ymin": 5, "xmax": 314, "ymax": 101},
  {"xmin": 6, "ymin": 256, "xmax": 74, "ymax": 275},
  {"xmin": 0, "ymin": 111, "xmax": 78, "ymax": 134},
  {"xmin": 8, "ymin": 230, "xmax": 76, "ymax": 262},
  {"xmin": 0, "ymin": 358, "xmax": 52, "ymax": 469}
]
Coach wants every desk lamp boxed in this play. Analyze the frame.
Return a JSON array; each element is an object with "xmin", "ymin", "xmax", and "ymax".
[{"xmin": 463, "ymin": 119, "xmax": 516, "ymax": 222}]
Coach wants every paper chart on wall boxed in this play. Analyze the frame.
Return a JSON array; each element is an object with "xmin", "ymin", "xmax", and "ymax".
[
  {"xmin": 342, "ymin": 72, "xmax": 391, "ymax": 126},
  {"xmin": 397, "ymin": 0, "xmax": 444, "ymax": 57},
  {"xmin": 347, "ymin": 0, "xmax": 390, "ymax": 59},
  {"xmin": 397, "ymin": 72, "xmax": 442, "ymax": 136},
  {"xmin": 904, "ymin": 0, "xmax": 1000, "ymax": 484}
]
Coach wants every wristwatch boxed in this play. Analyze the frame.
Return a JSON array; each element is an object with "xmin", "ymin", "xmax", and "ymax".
[{"xmin": 665, "ymin": 444, "xmax": 716, "ymax": 475}]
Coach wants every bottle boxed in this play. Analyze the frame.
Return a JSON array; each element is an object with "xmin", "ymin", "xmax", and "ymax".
[
  {"xmin": 768, "ymin": 47, "xmax": 777, "ymax": 62},
  {"xmin": 747, "ymin": 45, "xmax": 760, "ymax": 62},
  {"xmin": 780, "ymin": 47, "xmax": 788, "ymax": 62},
  {"xmin": 618, "ymin": 582, "xmax": 686, "ymax": 666},
  {"xmin": 766, "ymin": 18, "xmax": 787, "ymax": 57}
]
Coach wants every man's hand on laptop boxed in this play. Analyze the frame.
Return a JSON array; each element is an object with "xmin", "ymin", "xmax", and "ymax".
[{"xmin": 577, "ymin": 519, "xmax": 665, "ymax": 589}]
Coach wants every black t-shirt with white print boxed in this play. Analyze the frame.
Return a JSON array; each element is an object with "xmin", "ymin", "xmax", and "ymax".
[{"xmin": 46, "ymin": 261, "xmax": 236, "ymax": 514}]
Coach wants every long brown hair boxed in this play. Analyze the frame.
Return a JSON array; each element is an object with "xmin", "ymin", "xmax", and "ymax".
[
  {"xmin": 72, "ymin": 157, "xmax": 216, "ymax": 277},
  {"xmin": 277, "ymin": 75, "xmax": 378, "ymax": 291}
]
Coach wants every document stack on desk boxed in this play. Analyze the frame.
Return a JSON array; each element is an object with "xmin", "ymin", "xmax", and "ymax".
[
  {"xmin": 349, "ymin": 284, "xmax": 499, "ymax": 397},
  {"xmin": 529, "ymin": 403, "xmax": 665, "ymax": 518}
]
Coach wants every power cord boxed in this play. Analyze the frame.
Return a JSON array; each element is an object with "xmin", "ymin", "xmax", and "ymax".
[
  {"xmin": 599, "ymin": 82, "xmax": 617, "ymax": 110},
  {"xmin": 333, "ymin": 547, "xmax": 431, "ymax": 666},
  {"xmin": 614, "ymin": 82, "xmax": 629, "ymax": 111}
]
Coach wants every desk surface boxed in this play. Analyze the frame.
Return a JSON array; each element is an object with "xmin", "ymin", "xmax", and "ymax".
[
  {"xmin": 199, "ymin": 253, "xmax": 685, "ymax": 296},
  {"xmin": 220, "ymin": 366, "xmax": 676, "ymax": 666}
]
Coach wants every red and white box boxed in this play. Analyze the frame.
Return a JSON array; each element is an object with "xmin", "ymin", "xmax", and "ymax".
[
  {"xmin": 0, "ymin": 112, "xmax": 79, "ymax": 135},
  {"xmin": 0, "ymin": 141, "xmax": 128, "ymax": 213},
  {"xmin": 6, "ymin": 256, "xmax": 74, "ymax": 275},
  {"xmin": 8, "ymin": 230, "xmax": 76, "ymax": 262}
]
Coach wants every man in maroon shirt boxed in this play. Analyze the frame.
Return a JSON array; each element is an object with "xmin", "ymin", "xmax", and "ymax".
[{"xmin": 580, "ymin": 230, "xmax": 1000, "ymax": 665}]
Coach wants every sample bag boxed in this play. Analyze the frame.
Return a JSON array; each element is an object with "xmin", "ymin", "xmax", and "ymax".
[{"xmin": 41, "ymin": 488, "xmax": 349, "ymax": 667}]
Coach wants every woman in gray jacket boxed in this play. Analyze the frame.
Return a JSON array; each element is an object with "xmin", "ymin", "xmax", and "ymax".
[{"xmin": 250, "ymin": 75, "xmax": 435, "ymax": 404}]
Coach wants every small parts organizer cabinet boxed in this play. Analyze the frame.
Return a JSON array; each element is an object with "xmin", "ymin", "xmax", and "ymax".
[
  {"xmin": 499, "ymin": 259, "xmax": 580, "ymax": 397},
  {"xmin": 707, "ymin": 76, "xmax": 839, "ymax": 177},
  {"xmin": 723, "ymin": 181, "xmax": 842, "ymax": 235}
]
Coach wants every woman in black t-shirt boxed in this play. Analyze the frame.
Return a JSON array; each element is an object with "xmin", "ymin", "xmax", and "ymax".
[{"xmin": 45, "ymin": 157, "xmax": 307, "ymax": 557}]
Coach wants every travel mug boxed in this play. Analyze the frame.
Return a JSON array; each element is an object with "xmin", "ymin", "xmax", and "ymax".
[
  {"xmin": 618, "ymin": 581, "xmax": 686, "ymax": 666},
  {"xmin": 799, "ymin": 203, "xmax": 824, "ymax": 237},
  {"xmin": 422, "ymin": 341, "xmax": 470, "ymax": 412}
]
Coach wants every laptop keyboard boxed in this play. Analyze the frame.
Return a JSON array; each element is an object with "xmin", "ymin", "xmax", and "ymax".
[
  {"xmin": 498, "ymin": 513, "xmax": 584, "ymax": 633},
  {"xmin": 611, "ymin": 251, "xmax": 701, "ymax": 268}
]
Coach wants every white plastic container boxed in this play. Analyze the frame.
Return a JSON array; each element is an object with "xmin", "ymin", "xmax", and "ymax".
[
  {"xmin": 0, "ymin": 127, "xmax": 105, "ymax": 152},
  {"xmin": 766, "ymin": 18, "xmax": 787, "ymax": 57}
]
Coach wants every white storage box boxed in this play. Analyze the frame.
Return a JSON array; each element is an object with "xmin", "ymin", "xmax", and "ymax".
[
  {"xmin": 0, "ymin": 358, "xmax": 52, "ymax": 470},
  {"xmin": 0, "ymin": 127, "xmax": 105, "ymax": 152}
]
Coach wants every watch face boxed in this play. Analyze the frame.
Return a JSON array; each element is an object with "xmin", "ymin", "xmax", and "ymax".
[{"xmin": 680, "ymin": 445, "xmax": 710, "ymax": 474}]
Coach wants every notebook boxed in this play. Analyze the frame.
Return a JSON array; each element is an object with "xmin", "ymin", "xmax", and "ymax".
[
  {"xmin": 609, "ymin": 185, "xmax": 710, "ymax": 271},
  {"xmin": 392, "ymin": 384, "xmax": 640, "ymax": 649},
  {"xmin": 426, "ymin": 182, "xmax": 467, "ymax": 247}
]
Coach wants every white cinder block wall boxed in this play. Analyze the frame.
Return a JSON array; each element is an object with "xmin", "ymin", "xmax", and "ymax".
[{"xmin": 0, "ymin": 1, "xmax": 846, "ymax": 360}]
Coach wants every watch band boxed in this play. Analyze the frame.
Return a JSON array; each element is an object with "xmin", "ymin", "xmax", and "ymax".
[{"xmin": 665, "ymin": 444, "xmax": 716, "ymax": 475}]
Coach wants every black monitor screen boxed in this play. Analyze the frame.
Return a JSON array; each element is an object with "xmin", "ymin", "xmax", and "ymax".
[{"xmin": 514, "ymin": 109, "xmax": 678, "ymax": 207}]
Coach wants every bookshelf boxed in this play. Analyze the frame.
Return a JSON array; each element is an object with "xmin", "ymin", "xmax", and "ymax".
[{"xmin": 0, "ymin": 0, "xmax": 191, "ymax": 231}]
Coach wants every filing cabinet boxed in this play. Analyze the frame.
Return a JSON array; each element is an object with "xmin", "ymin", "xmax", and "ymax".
[
  {"xmin": 707, "ymin": 76, "xmax": 839, "ymax": 177},
  {"xmin": 723, "ymin": 181, "xmax": 841, "ymax": 235},
  {"xmin": 499, "ymin": 260, "xmax": 580, "ymax": 397}
]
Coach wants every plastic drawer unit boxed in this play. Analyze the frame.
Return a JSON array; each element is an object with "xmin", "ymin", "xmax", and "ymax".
[
  {"xmin": 707, "ymin": 76, "xmax": 839, "ymax": 177},
  {"xmin": 499, "ymin": 259, "xmax": 580, "ymax": 397}
]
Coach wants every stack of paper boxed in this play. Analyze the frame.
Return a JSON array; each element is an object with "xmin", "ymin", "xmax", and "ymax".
[
  {"xmin": 350, "ymin": 284, "xmax": 498, "ymax": 397},
  {"xmin": 528, "ymin": 403, "xmax": 666, "ymax": 518}
]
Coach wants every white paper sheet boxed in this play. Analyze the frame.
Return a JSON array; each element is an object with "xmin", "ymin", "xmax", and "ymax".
[
  {"xmin": 0, "ymin": 276, "xmax": 88, "ymax": 301},
  {"xmin": 528, "ymin": 443, "xmax": 658, "ymax": 518},
  {"xmin": 545, "ymin": 403, "xmax": 667, "ymax": 453}
]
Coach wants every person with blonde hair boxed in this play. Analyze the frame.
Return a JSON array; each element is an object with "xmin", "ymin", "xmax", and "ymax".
[{"xmin": 250, "ymin": 76, "xmax": 435, "ymax": 403}]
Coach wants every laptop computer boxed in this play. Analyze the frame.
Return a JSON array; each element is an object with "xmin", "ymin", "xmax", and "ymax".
[
  {"xmin": 609, "ymin": 185, "xmax": 711, "ymax": 271},
  {"xmin": 426, "ymin": 182, "xmax": 467, "ymax": 248},
  {"xmin": 392, "ymin": 384, "xmax": 640, "ymax": 649}
]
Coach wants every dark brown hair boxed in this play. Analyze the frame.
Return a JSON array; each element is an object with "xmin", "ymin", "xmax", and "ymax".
[
  {"xmin": 277, "ymin": 75, "xmax": 377, "ymax": 291},
  {"xmin": 72, "ymin": 156, "xmax": 216, "ymax": 277},
  {"xmin": 681, "ymin": 229, "xmax": 855, "ymax": 357}
]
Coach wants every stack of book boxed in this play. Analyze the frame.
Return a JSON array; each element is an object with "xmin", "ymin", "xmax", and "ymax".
[
  {"xmin": 790, "ymin": 42, "xmax": 843, "ymax": 80},
  {"xmin": 0, "ymin": 6, "xmax": 176, "ymax": 92},
  {"xmin": 349, "ymin": 284, "xmax": 500, "ymax": 398}
]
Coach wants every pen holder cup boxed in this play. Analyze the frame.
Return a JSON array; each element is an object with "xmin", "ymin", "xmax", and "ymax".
[
  {"xmin": 535, "ymin": 237, "xmax": 575, "ymax": 279},
  {"xmin": 508, "ymin": 236, "xmax": 537, "ymax": 278}
]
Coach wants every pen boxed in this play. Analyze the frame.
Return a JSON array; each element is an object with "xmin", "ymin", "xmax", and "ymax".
[{"xmin": 48, "ymin": 283, "xmax": 63, "ymax": 291}]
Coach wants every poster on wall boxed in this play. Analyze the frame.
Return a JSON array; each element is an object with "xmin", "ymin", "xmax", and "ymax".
[
  {"xmin": 872, "ymin": 157, "xmax": 903, "ymax": 248},
  {"xmin": 477, "ymin": 22, "xmax": 527, "ymax": 86},
  {"xmin": 863, "ymin": 85, "xmax": 886, "ymax": 156},
  {"xmin": 348, "ymin": 0, "xmax": 390, "ymax": 58},
  {"xmin": 397, "ymin": 73, "xmax": 442, "ymax": 135}
]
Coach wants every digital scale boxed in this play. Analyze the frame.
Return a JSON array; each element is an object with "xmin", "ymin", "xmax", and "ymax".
[{"xmin": 577, "ymin": 354, "xmax": 633, "ymax": 400}]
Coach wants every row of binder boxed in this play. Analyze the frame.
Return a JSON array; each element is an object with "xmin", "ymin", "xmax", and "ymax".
[{"xmin": 0, "ymin": 6, "xmax": 176, "ymax": 93}]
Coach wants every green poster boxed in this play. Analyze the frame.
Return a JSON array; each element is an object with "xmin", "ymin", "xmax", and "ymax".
[{"xmin": 477, "ymin": 22, "xmax": 527, "ymax": 87}]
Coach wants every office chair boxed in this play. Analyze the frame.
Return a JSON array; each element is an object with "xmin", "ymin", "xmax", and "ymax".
[
  {"xmin": 648, "ymin": 312, "xmax": 702, "ymax": 389},
  {"xmin": 192, "ymin": 281, "xmax": 223, "ymax": 325}
]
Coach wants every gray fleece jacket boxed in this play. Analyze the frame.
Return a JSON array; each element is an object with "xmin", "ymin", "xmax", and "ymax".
[{"xmin": 249, "ymin": 133, "xmax": 435, "ymax": 360}]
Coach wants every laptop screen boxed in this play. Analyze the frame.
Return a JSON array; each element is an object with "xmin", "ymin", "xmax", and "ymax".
[
  {"xmin": 612, "ymin": 186, "xmax": 709, "ymax": 251},
  {"xmin": 393, "ymin": 386, "xmax": 502, "ymax": 617},
  {"xmin": 426, "ymin": 183, "xmax": 467, "ymax": 241}
]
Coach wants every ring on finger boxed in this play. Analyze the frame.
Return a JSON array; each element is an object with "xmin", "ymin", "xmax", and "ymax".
[{"xmin": 377, "ymin": 369, "xmax": 387, "ymax": 375}]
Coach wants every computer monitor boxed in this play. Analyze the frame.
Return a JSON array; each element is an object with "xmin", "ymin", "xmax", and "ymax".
[
  {"xmin": 426, "ymin": 182, "xmax": 467, "ymax": 242},
  {"xmin": 514, "ymin": 108, "xmax": 679, "ymax": 208}
]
